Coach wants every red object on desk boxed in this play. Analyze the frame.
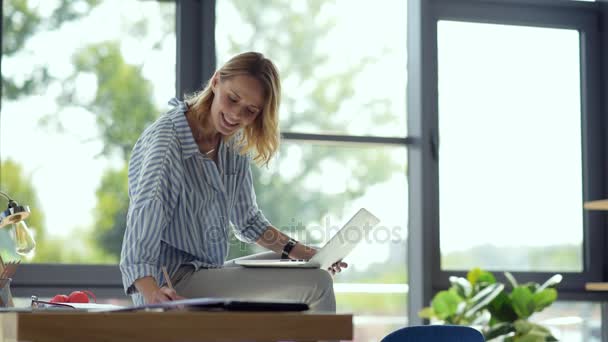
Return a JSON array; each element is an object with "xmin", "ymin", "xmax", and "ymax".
[
  {"xmin": 49, "ymin": 294, "xmax": 69, "ymax": 303},
  {"xmin": 50, "ymin": 290, "xmax": 96, "ymax": 303}
]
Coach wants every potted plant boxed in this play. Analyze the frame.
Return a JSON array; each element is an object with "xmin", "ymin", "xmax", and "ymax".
[{"xmin": 419, "ymin": 268, "xmax": 562, "ymax": 341}]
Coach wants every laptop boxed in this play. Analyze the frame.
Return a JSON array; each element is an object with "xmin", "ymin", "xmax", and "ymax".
[{"xmin": 235, "ymin": 208, "xmax": 380, "ymax": 269}]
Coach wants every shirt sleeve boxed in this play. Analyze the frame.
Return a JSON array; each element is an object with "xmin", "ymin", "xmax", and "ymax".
[
  {"xmin": 119, "ymin": 126, "xmax": 182, "ymax": 295},
  {"xmin": 120, "ymin": 199, "xmax": 167, "ymax": 295},
  {"xmin": 230, "ymin": 159, "xmax": 271, "ymax": 243}
]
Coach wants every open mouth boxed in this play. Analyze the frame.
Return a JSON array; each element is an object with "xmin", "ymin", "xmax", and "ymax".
[{"xmin": 221, "ymin": 112, "xmax": 239, "ymax": 129}]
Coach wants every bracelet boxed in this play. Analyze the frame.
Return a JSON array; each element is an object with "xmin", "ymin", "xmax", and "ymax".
[{"xmin": 281, "ymin": 238, "xmax": 298, "ymax": 259}]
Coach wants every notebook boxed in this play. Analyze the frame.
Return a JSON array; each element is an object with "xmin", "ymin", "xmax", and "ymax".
[{"xmin": 235, "ymin": 208, "xmax": 380, "ymax": 269}]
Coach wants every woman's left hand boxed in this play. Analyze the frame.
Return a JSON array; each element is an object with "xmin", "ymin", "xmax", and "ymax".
[
  {"xmin": 327, "ymin": 260, "xmax": 348, "ymax": 276},
  {"xmin": 293, "ymin": 244, "xmax": 348, "ymax": 276}
]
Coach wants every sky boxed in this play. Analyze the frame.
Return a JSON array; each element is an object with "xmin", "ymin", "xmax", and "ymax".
[{"xmin": 1, "ymin": 0, "xmax": 586, "ymax": 267}]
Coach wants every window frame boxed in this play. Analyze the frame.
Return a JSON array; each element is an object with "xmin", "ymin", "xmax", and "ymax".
[{"xmin": 408, "ymin": 0, "xmax": 608, "ymax": 325}]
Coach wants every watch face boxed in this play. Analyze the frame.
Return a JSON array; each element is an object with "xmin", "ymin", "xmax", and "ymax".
[{"xmin": 282, "ymin": 239, "xmax": 297, "ymax": 258}]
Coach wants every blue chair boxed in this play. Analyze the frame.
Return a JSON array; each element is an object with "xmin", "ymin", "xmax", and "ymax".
[{"xmin": 380, "ymin": 325, "xmax": 485, "ymax": 342}]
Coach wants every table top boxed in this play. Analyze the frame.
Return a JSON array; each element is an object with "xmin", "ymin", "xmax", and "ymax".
[{"xmin": 0, "ymin": 310, "xmax": 353, "ymax": 342}]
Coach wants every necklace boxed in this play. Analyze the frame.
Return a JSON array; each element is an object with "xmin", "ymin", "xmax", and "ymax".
[
  {"xmin": 187, "ymin": 111, "xmax": 219, "ymax": 157},
  {"xmin": 195, "ymin": 132, "xmax": 219, "ymax": 157}
]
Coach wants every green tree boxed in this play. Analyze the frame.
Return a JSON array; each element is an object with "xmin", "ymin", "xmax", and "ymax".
[
  {"xmin": 30, "ymin": 3, "xmax": 174, "ymax": 259},
  {"xmin": 3, "ymin": 0, "xmax": 100, "ymax": 99},
  {"xmin": 2, "ymin": 0, "xmax": 102, "ymax": 262},
  {"xmin": 58, "ymin": 41, "xmax": 161, "ymax": 257},
  {"xmin": 92, "ymin": 165, "xmax": 128, "ymax": 260},
  {"xmin": 60, "ymin": 42, "xmax": 160, "ymax": 159}
]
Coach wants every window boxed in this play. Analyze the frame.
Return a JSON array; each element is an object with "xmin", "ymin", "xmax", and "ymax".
[
  {"xmin": 437, "ymin": 21, "xmax": 583, "ymax": 272},
  {"xmin": 216, "ymin": 0, "xmax": 408, "ymax": 340},
  {"xmin": 1, "ymin": 0, "xmax": 176, "ymax": 264},
  {"xmin": 407, "ymin": 0, "xmax": 607, "ymax": 332}
]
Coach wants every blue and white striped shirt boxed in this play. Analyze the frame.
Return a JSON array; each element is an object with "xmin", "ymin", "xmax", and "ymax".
[{"xmin": 120, "ymin": 98, "xmax": 271, "ymax": 304}]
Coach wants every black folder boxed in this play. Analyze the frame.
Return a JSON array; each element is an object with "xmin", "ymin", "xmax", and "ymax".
[{"xmin": 115, "ymin": 297, "xmax": 309, "ymax": 312}]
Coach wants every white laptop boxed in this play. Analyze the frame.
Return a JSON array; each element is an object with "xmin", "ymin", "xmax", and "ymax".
[{"xmin": 235, "ymin": 208, "xmax": 380, "ymax": 269}]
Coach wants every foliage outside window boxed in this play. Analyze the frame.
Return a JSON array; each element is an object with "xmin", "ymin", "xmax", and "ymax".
[
  {"xmin": 2, "ymin": 0, "xmax": 175, "ymax": 262},
  {"xmin": 216, "ymin": 1, "xmax": 408, "ymax": 341}
]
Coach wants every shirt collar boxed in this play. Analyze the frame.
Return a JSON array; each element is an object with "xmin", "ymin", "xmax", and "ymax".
[
  {"xmin": 167, "ymin": 98, "xmax": 199, "ymax": 160},
  {"xmin": 166, "ymin": 98, "xmax": 240, "ymax": 174}
]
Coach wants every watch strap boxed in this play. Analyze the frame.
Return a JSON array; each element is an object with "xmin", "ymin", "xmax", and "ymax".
[{"xmin": 281, "ymin": 238, "xmax": 298, "ymax": 259}]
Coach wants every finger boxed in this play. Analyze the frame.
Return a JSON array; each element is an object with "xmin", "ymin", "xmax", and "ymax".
[
  {"xmin": 161, "ymin": 287, "xmax": 179, "ymax": 300},
  {"xmin": 340, "ymin": 262, "xmax": 348, "ymax": 268},
  {"xmin": 153, "ymin": 293, "xmax": 172, "ymax": 303}
]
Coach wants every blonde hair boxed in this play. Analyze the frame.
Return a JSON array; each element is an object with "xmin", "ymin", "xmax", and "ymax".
[{"xmin": 185, "ymin": 52, "xmax": 281, "ymax": 165}]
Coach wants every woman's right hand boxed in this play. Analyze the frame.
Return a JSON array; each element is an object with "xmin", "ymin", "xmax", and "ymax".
[
  {"xmin": 144, "ymin": 286, "xmax": 183, "ymax": 304},
  {"xmin": 135, "ymin": 276, "xmax": 185, "ymax": 304}
]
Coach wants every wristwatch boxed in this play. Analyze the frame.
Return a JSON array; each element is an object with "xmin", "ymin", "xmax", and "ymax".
[{"xmin": 281, "ymin": 238, "xmax": 298, "ymax": 259}]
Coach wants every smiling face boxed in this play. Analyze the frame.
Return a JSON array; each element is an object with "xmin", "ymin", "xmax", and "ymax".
[{"xmin": 209, "ymin": 74, "xmax": 266, "ymax": 136}]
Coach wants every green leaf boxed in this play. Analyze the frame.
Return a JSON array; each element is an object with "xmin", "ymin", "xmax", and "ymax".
[
  {"xmin": 467, "ymin": 268, "xmax": 482, "ymax": 285},
  {"xmin": 515, "ymin": 333, "xmax": 549, "ymax": 342},
  {"xmin": 418, "ymin": 306, "xmax": 435, "ymax": 319},
  {"xmin": 466, "ymin": 283, "xmax": 505, "ymax": 318},
  {"xmin": 431, "ymin": 290, "xmax": 463, "ymax": 320},
  {"xmin": 512, "ymin": 320, "xmax": 556, "ymax": 342},
  {"xmin": 488, "ymin": 291, "xmax": 517, "ymax": 322},
  {"xmin": 511, "ymin": 288, "xmax": 535, "ymax": 319},
  {"xmin": 522, "ymin": 321, "xmax": 553, "ymax": 335},
  {"xmin": 478, "ymin": 270, "xmax": 497, "ymax": 285},
  {"xmin": 488, "ymin": 291, "xmax": 518, "ymax": 323},
  {"xmin": 532, "ymin": 289, "xmax": 557, "ymax": 312},
  {"xmin": 513, "ymin": 321, "xmax": 557, "ymax": 342},
  {"xmin": 513, "ymin": 320, "xmax": 535, "ymax": 335},
  {"xmin": 450, "ymin": 276, "xmax": 472, "ymax": 298}
]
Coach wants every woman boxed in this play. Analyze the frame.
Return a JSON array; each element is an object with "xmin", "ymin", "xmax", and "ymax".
[{"xmin": 119, "ymin": 52, "xmax": 346, "ymax": 312}]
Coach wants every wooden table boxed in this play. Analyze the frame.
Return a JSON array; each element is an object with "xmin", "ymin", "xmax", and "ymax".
[{"xmin": 0, "ymin": 311, "xmax": 353, "ymax": 342}]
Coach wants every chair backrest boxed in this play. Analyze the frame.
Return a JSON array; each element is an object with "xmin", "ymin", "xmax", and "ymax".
[{"xmin": 380, "ymin": 325, "xmax": 485, "ymax": 342}]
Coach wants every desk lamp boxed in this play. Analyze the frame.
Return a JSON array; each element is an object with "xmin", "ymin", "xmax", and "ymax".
[{"xmin": 0, "ymin": 190, "xmax": 36, "ymax": 256}]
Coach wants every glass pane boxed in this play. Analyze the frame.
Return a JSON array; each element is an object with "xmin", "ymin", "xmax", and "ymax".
[
  {"xmin": 1, "ymin": 0, "xmax": 176, "ymax": 263},
  {"xmin": 225, "ymin": 142, "xmax": 408, "ymax": 342},
  {"xmin": 437, "ymin": 21, "xmax": 583, "ymax": 271},
  {"xmin": 216, "ymin": 0, "xmax": 407, "ymax": 137}
]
